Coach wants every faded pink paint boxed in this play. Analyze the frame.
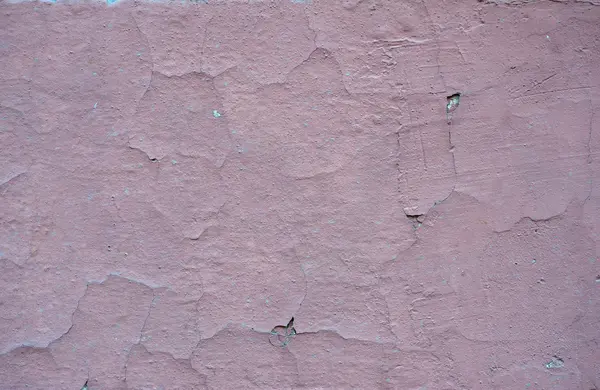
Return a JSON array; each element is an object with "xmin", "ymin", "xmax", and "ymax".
[{"xmin": 0, "ymin": 0, "xmax": 599, "ymax": 389}]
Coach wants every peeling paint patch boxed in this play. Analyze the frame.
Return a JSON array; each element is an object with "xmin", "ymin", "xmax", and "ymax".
[
  {"xmin": 0, "ymin": 2, "xmax": 598, "ymax": 389},
  {"xmin": 269, "ymin": 318, "xmax": 297, "ymax": 347},
  {"xmin": 446, "ymin": 93, "xmax": 460, "ymax": 113},
  {"xmin": 545, "ymin": 356, "xmax": 564, "ymax": 369}
]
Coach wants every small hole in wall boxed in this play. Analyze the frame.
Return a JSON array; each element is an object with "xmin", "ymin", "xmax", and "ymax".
[
  {"xmin": 446, "ymin": 93, "xmax": 461, "ymax": 124},
  {"xmin": 446, "ymin": 93, "xmax": 461, "ymax": 112},
  {"xmin": 269, "ymin": 317, "xmax": 297, "ymax": 348}
]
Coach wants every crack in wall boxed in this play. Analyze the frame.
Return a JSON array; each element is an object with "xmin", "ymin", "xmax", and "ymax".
[
  {"xmin": 123, "ymin": 290, "xmax": 157, "ymax": 387},
  {"xmin": 1, "ymin": 1, "xmax": 598, "ymax": 388}
]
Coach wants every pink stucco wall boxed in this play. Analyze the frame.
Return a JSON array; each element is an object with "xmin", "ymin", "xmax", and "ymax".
[{"xmin": 1, "ymin": 0, "xmax": 599, "ymax": 388}]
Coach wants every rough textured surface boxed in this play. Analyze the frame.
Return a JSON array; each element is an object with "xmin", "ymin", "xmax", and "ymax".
[{"xmin": 0, "ymin": 0, "xmax": 599, "ymax": 389}]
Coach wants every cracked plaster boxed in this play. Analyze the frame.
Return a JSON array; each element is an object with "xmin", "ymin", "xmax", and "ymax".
[{"xmin": 0, "ymin": 0, "xmax": 599, "ymax": 389}]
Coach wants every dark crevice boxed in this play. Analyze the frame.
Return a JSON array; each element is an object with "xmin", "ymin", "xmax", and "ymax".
[{"xmin": 404, "ymin": 209, "xmax": 425, "ymax": 229}]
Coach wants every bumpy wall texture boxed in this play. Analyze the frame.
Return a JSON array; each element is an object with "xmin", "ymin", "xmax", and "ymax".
[{"xmin": 1, "ymin": 0, "xmax": 599, "ymax": 389}]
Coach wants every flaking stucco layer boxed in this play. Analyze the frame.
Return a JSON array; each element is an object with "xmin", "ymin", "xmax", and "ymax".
[{"xmin": 0, "ymin": 0, "xmax": 599, "ymax": 389}]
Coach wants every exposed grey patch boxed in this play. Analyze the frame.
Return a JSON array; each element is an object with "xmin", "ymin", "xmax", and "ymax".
[
  {"xmin": 545, "ymin": 356, "xmax": 564, "ymax": 369},
  {"xmin": 446, "ymin": 93, "xmax": 461, "ymax": 124},
  {"xmin": 269, "ymin": 318, "xmax": 297, "ymax": 347}
]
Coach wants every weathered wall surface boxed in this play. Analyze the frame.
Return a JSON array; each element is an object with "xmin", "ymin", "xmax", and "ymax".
[{"xmin": 0, "ymin": 0, "xmax": 599, "ymax": 389}]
